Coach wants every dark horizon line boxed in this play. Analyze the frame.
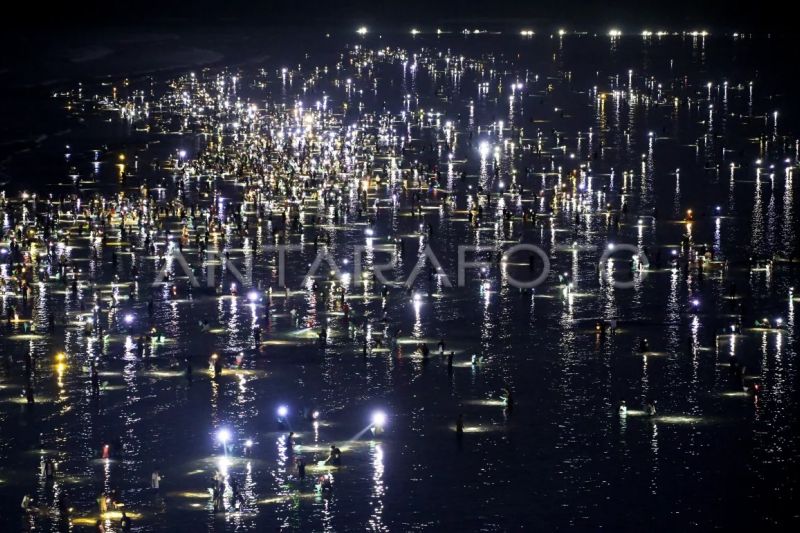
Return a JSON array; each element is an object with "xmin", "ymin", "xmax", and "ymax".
[{"xmin": 0, "ymin": 0, "xmax": 793, "ymax": 35}]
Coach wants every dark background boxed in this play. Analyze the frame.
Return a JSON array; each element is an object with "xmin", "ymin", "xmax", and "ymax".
[{"xmin": 0, "ymin": 0, "xmax": 792, "ymax": 33}]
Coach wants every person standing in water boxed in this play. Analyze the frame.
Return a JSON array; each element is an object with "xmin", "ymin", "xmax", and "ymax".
[
  {"xmin": 502, "ymin": 387, "xmax": 514, "ymax": 411},
  {"xmin": 120, "ymin": 511, "xmax": 132, "ymax": 531},
  {"xmin": 97, "ymin": 492, "xmax": 108, "ymax": 514},
  {"xmin": 151, "ymin": 470, "xmax": 162, "ymax": 491},
  {"xmin": 639, "ymin": 338, "xmax": 649, "ymax": 353},
  {"xmin": 91, "ymin": 364, "xmax": 100, "ymax": 395},
  {"xmin": 21, "ymin": 493, "xmax": 32, "ymax": 512},
  {"xmin": 213, "ymin": 354, "xmax": 222, "ymax": 379},
  {"xmin": 26, "ymin": 381, "xmax": 35, "ymax": 404},
  {"xmin": 325, "ymin": 445, "xmax": 342, "ymax": 465}
]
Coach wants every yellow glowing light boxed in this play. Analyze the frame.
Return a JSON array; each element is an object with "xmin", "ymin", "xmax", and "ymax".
[
  {"xmin": 465, "ymin": 399, "xmax": 506, "ymax": 407},
  {"xmin": 170, "ymin": 491, "xmax": 210, "ymax": 499},
  {"xmin": 655, "ymin": 415, "xmax": 704, "ymax": 424},
  {"xmin": 453, "ymin": 425, "xmax": 493, "ymax": 433}
]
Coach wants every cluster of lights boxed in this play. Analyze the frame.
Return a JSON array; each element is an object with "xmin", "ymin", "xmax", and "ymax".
[{"xmin": 9, "ymin": 37, "xmax": 794, "ymax": 507}]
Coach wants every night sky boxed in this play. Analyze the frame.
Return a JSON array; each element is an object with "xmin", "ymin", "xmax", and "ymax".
[{"xmin": 1, "ymin": 0, "xmax": 792, "ymax": 32}]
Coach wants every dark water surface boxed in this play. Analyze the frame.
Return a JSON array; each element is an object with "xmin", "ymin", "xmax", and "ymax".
[{"xmin": 1, "ymin": 29, "xmax": 799, "ymax": 531}]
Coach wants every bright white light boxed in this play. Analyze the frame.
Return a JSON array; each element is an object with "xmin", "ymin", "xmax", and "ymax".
[
  {"xmin": 372, "ymin": 411, "xmax": 387, "ymax": 427},
  {"xmin": 124, "ymin": 314, "xmax": 134, "ymax": 324},
  {"xmin": 216, "ymin": 456, "xmax": 231, "ymax": 474},
  {"xmin": 277, "ymin": 405, "xmax": 289, "ymax": 418},
  {"xmin": 244, "ymin": 439, "xmax": 253, "ymax": 448},
  {"xmin": 247, "ymin": 291, "xmax": 258, "ymax": 302},
  {"xmin": 357, "ymin": 26, "xmax": 368, "ymax": 35},
  {"xmin": 217, "ymin": 428, "xmax": 231, "ymax": 444}
]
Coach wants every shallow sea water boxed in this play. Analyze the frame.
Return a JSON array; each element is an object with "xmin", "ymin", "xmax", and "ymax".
[{"xmin": 1, "ymin": 29, "xmax": 799, "ymax": 531}]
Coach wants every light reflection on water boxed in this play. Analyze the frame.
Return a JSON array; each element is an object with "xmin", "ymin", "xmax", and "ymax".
[{"xmin": 0, "ymin": 29, "xmax": 799, "ymax": 531}]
